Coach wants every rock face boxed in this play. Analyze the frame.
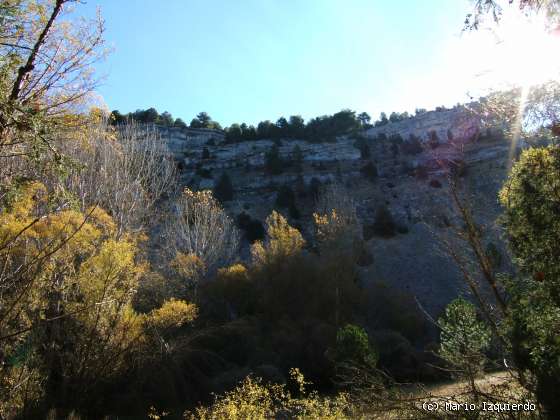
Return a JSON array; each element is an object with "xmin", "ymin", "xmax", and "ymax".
[
  {"xmin": 155, "ymin": 126, "xmax": 226, "ymax": 159},
  {"xmin": 366, "ymin": 106, "xmax": 480, "ymax": 143},
  {"xmin": 154, "ymin": 110, "xmax": 514, "ymax": 316}
]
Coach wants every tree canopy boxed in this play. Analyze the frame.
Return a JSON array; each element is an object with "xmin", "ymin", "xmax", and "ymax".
[{"xmin": 109, "ymin": 108, "xmax": 223, "ymax": 130}]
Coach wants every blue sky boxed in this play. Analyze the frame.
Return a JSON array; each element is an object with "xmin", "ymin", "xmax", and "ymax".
[{"xmin": 76, "ymin": 0, "xmax": 516, "ymax": 127}]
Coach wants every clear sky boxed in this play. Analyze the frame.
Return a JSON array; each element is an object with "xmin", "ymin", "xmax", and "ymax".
[{"xmin": 75, "ymin": 0, "xmax": 558, "ymax": 127}]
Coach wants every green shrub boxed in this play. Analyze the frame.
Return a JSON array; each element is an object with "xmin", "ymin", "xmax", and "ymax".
[
  {"xmin": 333, "ymin": 324, "xmax": 377, "ymax": 368},
  {"xmin": 499, "ymin": 145, "xmax": 560, "ymax": 415},
  {"xmin": 214, "ymin": 172, "xmax": 234, "ymax": 202},
  {"xmin": 499, "ymin": 145, "xmax": 560, "ymax": 280},
  {"xmin": 438, "ymin": 298, "xmax": 490, "ymax": 378}
]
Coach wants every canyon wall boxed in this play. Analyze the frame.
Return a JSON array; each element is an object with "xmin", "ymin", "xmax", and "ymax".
[
  {"xmin": 151, "ymin": 110, "xmax": 513, "ymax": 315},
  {"xmin": 366, "ymin": 106, "xmax": 480, "ymax": 143}
]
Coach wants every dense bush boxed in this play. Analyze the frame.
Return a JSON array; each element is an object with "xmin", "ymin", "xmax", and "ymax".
[
  {"xmin": 185, "ymin": 369, "xmax": 350, "ymax": 419},
  {"xmin": 498, "ymin": 145, "xmax": 560, "ymax": 415},
  {"xmin": 333, "ymin": 324, "xmax": 378, "ymax": 368},
  {"xmin": 438, "ymin": 298, "xmax": 491, "ymax": 378}
]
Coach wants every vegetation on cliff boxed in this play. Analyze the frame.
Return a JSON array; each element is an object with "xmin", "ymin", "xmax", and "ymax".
[{"xmin": 1, "ymin": 1, "xmax": 560, "ymax": 419}]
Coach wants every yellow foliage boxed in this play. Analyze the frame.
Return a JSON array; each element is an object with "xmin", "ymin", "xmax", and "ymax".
[
  {"xmin": 183, "ymin": 188, "xmax": 215, "ymax": 204},
  {"xmin": 313, "ymin": 208, "xmax": 361, "ymax": 259},
  {"xmin": 147, "ymin": 298, "xmax": 198, "ymax": 331},
  {"xmin": 106, "ymin": 304, "xmax": 147, "ymax": 353},
  {"xmin": 5, "ymin": 181, "xmax": 48, "ymax": 217},
  {"xmin": 217, "ymin": 264, "xmax": 248, "ymax": 281},
  {"xmin": 185, "ymin": 368, "xmax": 350, "ymax": 420},
  {"xmin": 284, "ymin": 368, "xmax": 350, "ymax": 419},
  {"xmin": 251, "ymin": 211, "xmax": 305, "ymax": 266},
  {"xmin": 76, "ymin": 239, "xmax": 142, "ymax": 304},
  {"xmin": 87, "ymin": 206, "xmax": 118, "ymax": 236},
  {"xmin": 0, "ymin": 183, "xmax": 113, "ymax": 276},
  {"xmin": 313, "ymin": 209, "xmax": 342, "ymax": 245},
  {"xmin": 186, "ymin": 376, "xmax": 284, "ymax": 420},
  {"xmin": 172, "ymin": 252, "xmax": 207, "ymax": 280},
  {"xmin": 0, "ymin": 181, "xmax": 150, "ymax": 399},
  {"xmin": 88, "ymin": 107, "xmax": 108, "ymax": 123}
]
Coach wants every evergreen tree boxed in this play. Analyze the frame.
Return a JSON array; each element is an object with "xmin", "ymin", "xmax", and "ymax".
[
  {"xmin": 265, "ymin": 144, "xmax": 283, "ymax": 175},
  {"xmin": 174, "ymin": 118, "xmax": 187, "ymax": 128}
]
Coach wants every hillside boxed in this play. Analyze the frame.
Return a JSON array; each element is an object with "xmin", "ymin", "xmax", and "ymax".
[{"xmin": 153, "ymin": 108, "xmax": 515, "ymax": 316}]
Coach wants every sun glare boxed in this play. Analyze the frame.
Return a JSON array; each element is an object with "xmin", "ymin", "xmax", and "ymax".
[
  {"xmin": 396, "ymin": 5, "xmax": 559, "ymax": 118},
  {"xmin": 476, "ymin": 8, "xmax": 560, "ymax": 90},
  {"xmin": 498, "ymin": 15, "xmax": 560, "ymax": 88}
]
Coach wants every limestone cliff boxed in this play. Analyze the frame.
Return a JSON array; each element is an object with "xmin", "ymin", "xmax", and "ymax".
[{"xmin": 154, "ymin": 111, "xmax": 516, "ymax": 316}]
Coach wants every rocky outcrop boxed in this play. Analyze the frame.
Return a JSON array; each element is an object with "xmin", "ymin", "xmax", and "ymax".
[
  {"xmin": 151, "ymin": 108, "xmax": 513, "ymax": 315},
  {"xmin": 366, "ymin": 107, "xmax": 480, "ymax": 143},
  {"xmin": 154, "ymin": 125, "xmax": 225, "ymax": 158}
]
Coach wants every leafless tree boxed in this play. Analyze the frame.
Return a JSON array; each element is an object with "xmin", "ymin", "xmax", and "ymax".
[
  {"xmin": 62, "ymin": 119, "xmax": 178, "ymax": 236},
  {"xmin": 165, "ymin": 188, "xmax": 239, "ymax": 281},
  {"xmin": 0, "ymin": 0, "xmax": 108, "ymax": 167}
]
